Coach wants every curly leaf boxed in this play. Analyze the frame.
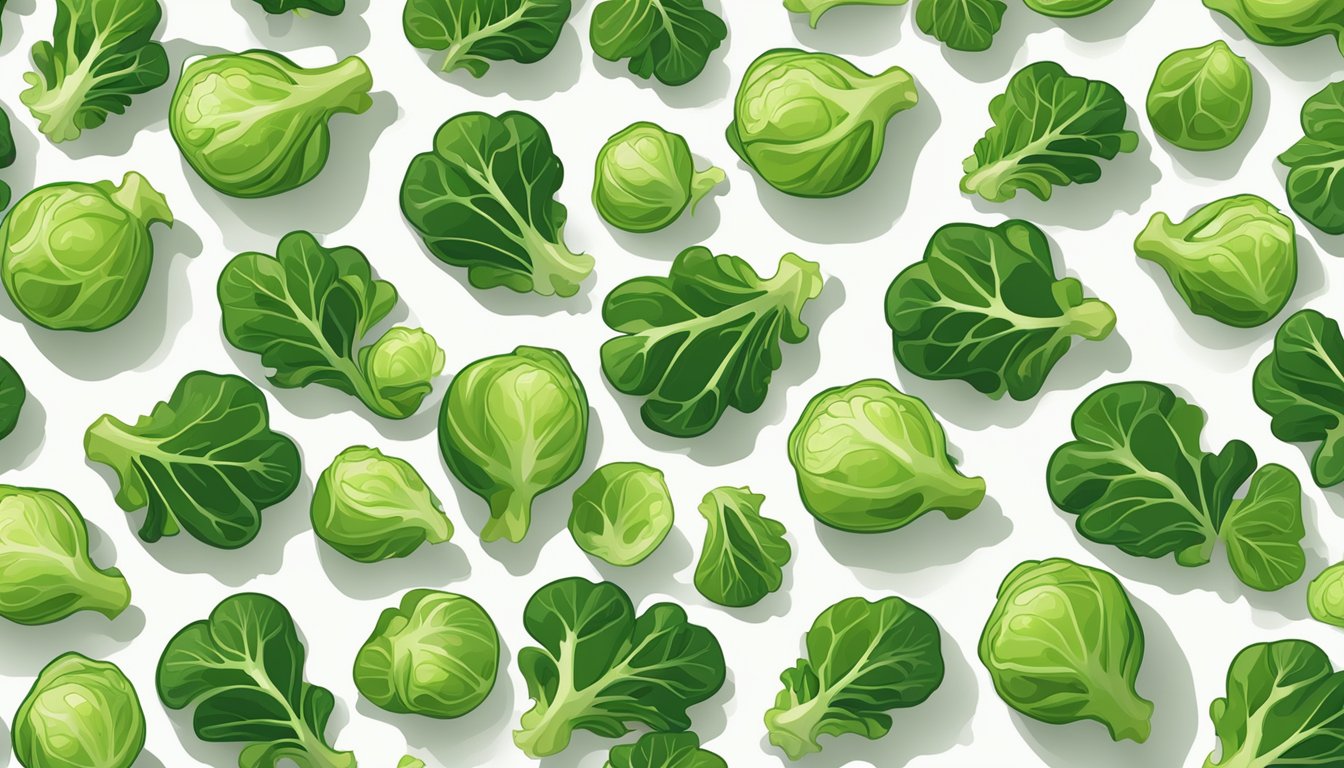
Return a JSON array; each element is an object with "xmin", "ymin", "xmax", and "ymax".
[
  {"xmin": 1253, "ymin": 309, "xmax": 1344, "ymax": 488},
  {"xmin": 591, "ymin": 0, "xmax": 727, "ymax": 86},
  {"xmin": 1277, "ymin": 81, "xmax": 1344, "ymax": 235}
]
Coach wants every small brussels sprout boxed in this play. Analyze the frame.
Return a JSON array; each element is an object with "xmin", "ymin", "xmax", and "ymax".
[
  {"xmin": 1024, "ymin": 0, "xmax": 1113, "ymax": 17},
  {"xmin": 726, "ymin": 49, "xmax": 919, "ymax": 198},
  {"xmin": 360, "ymin": 327, "xmax": 447, "ymax": 420},
  {"xmin": 170, "ymin": 51, "xmax": 373, "ymax": 198},
  {"xmin": 13, "ymin": 653, "xmax": 146, "ymax": 768},
  {"xmin": 312, "ymin": 446, "xmax": 453, "ymax": 563},
  {"xmin": 568, "ymin": 462, "xmax": 674, "ymax": 566},
  {"xmin": 1308, "ymin": 562, "xmax": 1344, "ymax": 627},
  {"xmin": 1134, "ymin": 194, "xmax": 1297, "ymax": 328},
  {"xmin": 354, "ymin": 589, "xmax": 500, "ymax": 718},
  {"xmin": 1147, "ymin": 41, "xmax": 1253, "ymax": 151},
  {"xmin": 0, "ymin": 172, "xmax": 172, "ymax": 331},
  {"xmin": 593, "ymin": 122, "xmax": 725, "ymax": 233}
]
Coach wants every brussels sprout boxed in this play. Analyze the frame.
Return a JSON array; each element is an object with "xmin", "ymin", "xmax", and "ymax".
[
  {"xmin": 170, "ymin": 51, "xmax": 373, "ymax": 198},
  {"xmin": 726, "ymin": 49, "xmax": 919, "ymax": 198},
  {"xmin": 1147, "ymin": 41, "xmax": 1253, "ymax": 151},
  {"xmin": 1203, "ymin": 0, "xmax": 1344, "ymax": 57},
  {"xmin": 787, "ymin": 379, "xmax": 985, "ymax": 533},
  {"xmin": 568, "ymin": 462, "xmax": 674, "ymax": 566},
  {"xmin": 1134, "ymin": 194, "xmax": 1296, "ymax": 328},
  {"xmin": 0, "ymin": 172, "xmax": 172, "ymax": 331},
  {"xmin": 593, "ymin": 122, "xmax": 725, "ymax": 233},
  {"xmin": 354, "ymin": 589, "xmax": 499, "ymax": 718},
  {"xmin": 980, "ymin": 558, "xmax": 1153, "ymax": 742},
  {"xmin": 1308, "ymin": 562, "xmax": 1344, "ymax": 627},
  {"xmin": 312, "ymin": 446, "xmax": 453, "ymax": 563},
  {"xmin": 13, "ymin": 653, "xmax": 145, "ymax": 768},
  {"xmin": 361, "ymin": 327, "xmax": 448, "ymax": 419},
  {"xmin": 0, "ymin": 485, "xmax": 131, "ymax": 625},
  {"xmin": 1024, "ymin": 0, "xmax": 1113, "ymax": 17}
]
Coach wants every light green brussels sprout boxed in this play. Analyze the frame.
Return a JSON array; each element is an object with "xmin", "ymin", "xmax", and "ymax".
[
  {"xmin": 361, "ymin": 327, "xmax": 447, "ymax": 420},
  {"xmin": 311, "ymin": 446, "xmax": 453, "ymax": 563},
  {"xmin": 1134, "ymin": 194, "xmax": 1297, "ymax": 328},
  {"xmin": 0, "ymin": 172, "xmax": 172, "ymax": 331},
  {"xmin": 1308, "ymin": 561, "xmax": 1344, "ymax": 627},
  {"xmin": 353, "ymin": 589, "xmax": 500, "ymax": 718},
  {"xmin": 787, "ymin": 379, "xmax": 985, "ymax": 533},
  {"xmin": 170, "ymin": 50, "xmax": 373, "ymax": 198},
  {"xmin": 1147, "ymin": 41, "xmax": 1253, "ymax": 151},
  {"xmin": 593, "ymin": 122, "xmax": 725, "ymax": 233},
  {"xmin": 568, "ymin": 462, "xmax": 674, "ymax": 566},
  {"xmin": 1203, "ymin": 0, "xmax": 1344, "ymax": 57},
  {"xmin": 1024, "ymin": 0, "xmax": 1113, "ymax": 17},
  {"xmin": 726, "ymin": 49, "xmax": 919, "ymax": 199},
  {"xmin": 980, "ymin": 558, "xmax": 1153, "ymax": 742},
  {"xmin": 0, "ymin": 485, "xmax": 131, "ymax": 625},
  {"xmin": 13, "ymin": 653, "xmax": 145, "ymax": 768}
]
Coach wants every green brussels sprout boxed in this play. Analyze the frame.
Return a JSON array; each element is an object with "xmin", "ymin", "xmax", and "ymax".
[
  {"xmin": 311, "ymin": 446, "xmax": 453, "ymax": 563},
  {"xmin": 0, "ymin": 172, "xmax": 172, "ymax": 331},
  {"xmin": 593, "ymin": 122, "xmax": 725, "ymax": 233},
  {"xmin": 0, "ymin": 485, "xmax": 131, "ymax": 625},
  {"xmin": 438, "ymin": 346, "xmax": 588, "ymax": 543},
  {"xmin": 1134, "ymin": 194, "xmax": 1297, "ymax": 328},
  {"xmin": 1203, "ymin": 0, "xmax": 1344, "ymax": 57},
  {"xmin": 361, "ymin": 327, "xmax": 448, "ymax": 419},
  {"xmin": 1024, "ymin": 0, "xmax": 1113, "ymax": 17},
  {"xmin": 13, "ymin": 653, "xmax": 145, "ymax": 768},
  {"xmin": 1308, "ymin": 561, "xmax": 1344, "ymax": 627},
  {"xmin": 787, "ymin": 379, "xmax": 985, "ymax": 533},
  {"xmin": 980, "ymin": 558, "xmax": 1153, "ymax": 742},
  {"xmin": 170, "ymin": 50, "xmax": 373, "ymax": 198},
  {"xmin": 726, "ymin": 49, "xmax": 919, "ymax": 198},
  {"xmin": 354, "ymin": 589, "xmax": 499, "ymax": 718},
  {"xmin": 568, "ymin": 462, "xmax": 674, "ymax": 566},
  {"xmin": 0, "ymin": 355, "xmax": 25, "ymax": 441},
  {"xmin": 1147, "ymin": 41, "xmax": 1253, "ymax": 152}
]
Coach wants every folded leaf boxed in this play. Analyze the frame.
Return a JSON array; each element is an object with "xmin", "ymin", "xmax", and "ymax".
[
  {"xmin": 1277, "ymin": 81, "xmax": 1344, "ymax": 235},
  {"xmin": 590, "ymin": 0, "xmax": 727, "ymax": 86},
  {"xmin": 1253, "ymin": 309, "xmax": 1344, "ymax": 487},
  {"xmin": 693, "ymin": 487, "xmax": 790, "ymax": 608}
]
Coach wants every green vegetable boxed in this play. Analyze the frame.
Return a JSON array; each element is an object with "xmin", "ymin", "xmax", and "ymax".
[
  {"xmin": 693, "ymin": 486, "xmax": 790, "ymax": 608},
  {"xmin": 915, "ymin": 0, "xmax": 1006, "ymax": 52},
  {"xmin": 605, "ymin": 733, "xmax": 726, "ymax": 768},
  {"xmin": 886, "ymin": 219, "xmax": 1116, "ymax": 399},
  {"xmin": 1023, "ymin": 0, "xmax": 1113, "ymax": 16},
  {"xmin": 218, "ymin": 230, "xmax": 445, "ymax": 419},
  {"xmin": 399, "ymin": 758, "xmax": 426, "ymax": 768},
  {"xmin": 980, "ymin": 558, "xmax": 1153, "ymax": 742},
  {"xmin": 0, "ymin": 172, "xmax": 172, "ymax": 331},
  {"xmin": 170, "ymin": 51, "xmax": 373, "ymax": 198},
  {"xmin": 568, "ymin": 462, "xmax": 674, "ymax": 567},
  {"xmin": 85, "ymin": 371, "xmax": 303, "ymax": 549},
  {"xmin": 765, "ymin": 595, "xmax": 943, "ymax": 759},
  {"xmin": 438, "ymin": 346, "xmax": 588, "ymax": 543},
  {"xmin": 591, "ymin": 0, "xmax": 727, "ymax": 86},
  {"xmin": 1134, "ymin": 195, "xmax": 1296, "ymax": 328},
  {"xmin": 0, "ymin": 485, "xmax": 131, "ymax": 625},
  {"xmin": 1278, "ymin": 81, "xmax": 1344, "ymax": 235},
  {"xmin": 602, "ymin": 248, "xmax": 823, "ymax": 438},
  {"xmin": 252, "ymin": 0, "xmax": 344, "ymax": 13},
  {"xmin": 13, "ymin": 653, "xmax": 145, "ymax": 768},
  {"xmin": 962, "ymin": 61, "xmax": 1138, "ymax": 202},
  {"xmin": 402, "ymin": 111, "xmax": 594, "ymax": 297},
  {"xmin": 354, "ymin": 590, "xmax": 499, "ymax": 718},
  {"xmin": 514, "ymin": 577, "xmax": 726, "ymax": 758},
  {"xmin": 403, "ymin": 0, "xmax": 573, "ymax": 76},
  {"xmin": 1203, "ymin": 0, "xmax": 1344, "ymax": 57},
  {"xmin": 1146, "ymin": 41, "xmax": 1253, "ymax": 151},
  {"xmin": 788, "ymin": 379, "xmax": 986, "ymax": 533},
  {"xmin": 1253, "ymin": 309, "xmax": 1344, "ymax": 488},
  {"xmin": 727, "ymin": 49, "xmax": 919, "ymax": 198},
  {"xmin": 1048, "ymin": 381, "xmax": 1306, "ymax": 591},
  {"xmin": 157, "ymin": 593, "xmax": 356, "ymax": 768},
  {"xmin": 0, "ymin": 106, "xmax": 16, "ymax": 209},
  {"xmin": 20, "ymin": 0, "xmax": 169, "ymax": 143},
  {"xmin": 593, "ymin": 122, "xmax": 725, "ymax": 233},
  {"xmin": 1204, "ymin": 639, "xmax": 1344, "ymax": 767},
  {"xmin": 1308, "ymin": 562, "xmax": 1344, "ymax": 627},
  {"xmin": 0, "ymin": 355, "xmax": 24, "ymax": 440},
  {"xmin": 312, "ymin": 446, "xmax": 453, "ymax": 563},
  {"xmin": 783, "ymin": 0, "xmax": 907, "ymax": 28}
]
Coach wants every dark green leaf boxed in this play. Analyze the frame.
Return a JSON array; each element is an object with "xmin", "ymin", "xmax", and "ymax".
[
  {"xmin": 914, "ymin": 0, "xmax": 1005, "ymax": 52},
  {"xmin": 1253, "ymin": 309, "xmax": 1344, "ymax": 488},
  {"xmin": 606, "ymin": 732, "xmax": 727, "ymax": 768},
  {"xmin": 0, "ymin": 356, "xmax": 23, "ymax": 441},
  {"xmin": 252, "ymin": 0, "xmax": 344, "ymax": 13},
  {"xmin": 693, "ymin": 487, "xmax": 790, "ymax": 608},
  {"xmin": 1278, "ymin": 81, "xmax": 1344, "ymax": 235},
  {"xmin": 590, "ymin": 0, "xmax": 727, "ymax": 86},
  {"xmin": 403, "ymin": 0, "xmax": 573, "ymax": 77}
]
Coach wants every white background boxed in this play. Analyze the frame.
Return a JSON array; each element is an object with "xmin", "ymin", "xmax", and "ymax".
[{"xmin": 0, "ymin": 0, "xmax": 1342, "ymax": 766}]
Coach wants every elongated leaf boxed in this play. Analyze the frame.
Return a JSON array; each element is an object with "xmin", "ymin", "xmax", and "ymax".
[{"xmin": 694, "ymin": 487, "xmax": 790, "ymax": 608}]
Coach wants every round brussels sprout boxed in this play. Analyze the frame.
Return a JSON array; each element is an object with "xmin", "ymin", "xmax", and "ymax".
[
  {"xmin": 13, "ymin": 652, "xmax": 146, "ymax": 768},
  {"xmin": 1308, "ymin": 562, "xmax": 1344, "ymax": 627},
  {"xmin": 568, "ymin": 462, "xmax": 674, "ymax": 566},
  {"xmin": 1024, "ymin": 0, "xmax": 1114, "ymax": 17},
  {"xmin": 726, "ymin": 49, "xmax": 918, "ymax": 198},
  {"xmin": 592, "ymin": 122, "xmax": 725, "ymax": 233},
  {"xmin": 0, "ymin": 172, "xmax": 172, "ymax": 331},
  {"xmin": 361, "ymin": 327, "xmax": 447, "ymax": 420},
  {"xmin": 312, "ymin": 446, "xmax": 453, "ymax": 563},
  {"xmin": 354, "ymin": 589, "xmax": 500, "ymax": 718},
  {"xmin": 1147, "ymin": 41, "xmax": 1253, "ymax": 152}
]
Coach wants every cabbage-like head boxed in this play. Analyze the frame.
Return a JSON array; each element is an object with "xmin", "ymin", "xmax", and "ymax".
[
  {"xmin": 726, "ymin": 49, "xmax": 918, "ymax": 198},
  {"xmin": 360, "ymin": 327, "xmax": 447, "ymax": 420},
  {"xmin": 592, "ymin": 122, "xmax": 725, "ymax": 233},
  {"xmin": 1308, "ymin": 562, "xmax": 1344, "ymax": 628},
  {"xmin": 170, "ymin": 51, "xmax": 373, "ymax": 198},
  {"xmin": 13, "ymin": 653, "xmax": 145, "ymax": 768},
  {"xmin": 568, "ymin": 462, "xmax": 675, "ymax": 566},
  {"xmin": 0, "ymin": 172, "xmax": 172, "ymax": 331},
  {"xmin": 787, "ymin": 379, "xmax": 985, "ymax": 532},
  {"xmin": 311, "ymin": 446, "xmax": 453, "ymax": 563}
]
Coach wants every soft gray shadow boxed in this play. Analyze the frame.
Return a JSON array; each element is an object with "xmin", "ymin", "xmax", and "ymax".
[
  {"xmin": 228, "ymin": 0, "xmax": 373, "ymax": 54},
  {"xmin": 1051, "ymin": 0, "xmax": 1155, "ymax": 41},
  {"xmin": 2, "ymin": 108, "xmax": 38, "ymax": 201},
  {"xmin": 316, "ymin": 539, "xmax": 471, "ymax": 600},
  {"xmin": 590, "ymin": 31, "xmax": 730, "ymax": 109},
  {"xmin": 0, "ymin": 719, "xmax": 8, "ymax": 766},
  {"xmin": 786, "ymin": 1, "xmax": 906, "ymax": 56},
  {"xmin": 133, "ymin": 752, "xmax": 167, "ymax": 768},
  {"xmin": 0, "ymin": 605, "xmax": 146, "ymax": 675},
  {"xmin": 420, "ymin": 241, "xmax": 597, "ymax": 316},
  {"xmin": 420, "ymin": 24, "xmax": 582, "ymax": 101},
  {"xmin": 938, "ymin": 6, "xmax": 1052, "ymax": 83},
  {"xmin": 0, "ymin": 393, "xmax": 45, "ymax": 470},
  {"xmin": 687, "ymin": 669, "xmax": 734, "ymax": 743},
  {"xmin": 591, "ymin": 525, "xmax": 696, "ymax": 606},
  {"xmin": 1165, "ymin": 64, "xmax": 1271, "ymax": 182},
  {"xmin": 1207, "ymin": 14, "xmax": 1341, "ymax": 83},
  {"xmin": 0, "ymin": 0, "xmax": 36, "ymax": 57},
  {"xmin": 606, "ymin": 176, "xmax": 727, "ymax": 261},
  {"xmin": 755, "ymin": 95, "xmax": 941, "ymax": 244}
]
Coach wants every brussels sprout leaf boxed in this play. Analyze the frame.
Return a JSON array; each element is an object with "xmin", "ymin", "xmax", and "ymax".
[
  {"xmin": 694, "ymin": 487, "xmax": 791, "ymax": 608},
  {"xmin": 0, "ymin": 106, "xmax": 14, "ymax": 209},
  {"xmin": 1254, "ymin": 309, "xmax": 1344, "ymax": 488},
  {"xmin": 403, "ymin": 0, "xmax": 573, "ymax": 76},
  {"xmin": 0, "ymin": 356, "xmax": 24, "ymax": 441},
  {"xmin": 914, "ymin": 0, "xmax": 1006, "ymax": 52},
  {"xmin": 252, "ymin": 0, "xmax": 344, "ymax": 13},
  {"xmin": 782, "ymin": 0, "xmax": 908, "ymax": 28},
  {"xmin": 1202, "ymin": 0, "xmax": 1344, "ymax": 57},
  {"xmin": 606, "ymin": 732, "xmax": 727, "ymax": 768},
  {"xmin": 591, "ymin": 0, "xmax": 727, "ymax": 86},
  {"xmin": 1278, "ymin": 81, "xmax": 1344, "ymax": 235}
]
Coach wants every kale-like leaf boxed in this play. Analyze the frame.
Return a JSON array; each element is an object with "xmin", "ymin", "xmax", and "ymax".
[
  {"xmin": 1278, "ymin": 81, "xmax": 1344, "ymax": 235},
  {"xmin": 0, "ymin": 356, "xmax": 23, "ymax": 441},
  {"xmin": 606, "ymin": 732, "xmax": 727, "ymax": 768},
  {"xmin": 693, "ymin": 487, "xmax": 791, "ymax": 608},
  {"xmin": 1254, "ymin": 309, "xmax": 1344, "ymax": 488},
  {"xmin": 885, "ymin": 219, "xmax": 1115, "ymax": 400},
  {"xmin": 590, "ymin": 0, "xmax": 727, "ymax": 86},
  {"xmin": 914, "ymin": 0, "xmax": 1006, "ymax": 52},
  {"xmin": 252, "ymin": 0, "xmax": 345, "ymax": 13},
  {"xmin": 601, "ymin": 247, "xmax": 823, "ymax": 438},
  {"xmin": 1048, "ymin": 381, "xmax": 1306, "ymax": 591},
  {"xmin": 961, "ymin": 61, "xmax": 1138, "ymax": 202},
  {"xmin": 21, "ymin": 0, "xmax": 169, "ymax": 143},
  {"xmin": 84, "ymin": 371, "xmax": 302, "ymax": 549},
  {"xmin": 403, "ymin": 0, "xmax": 573, "ymax": 76}
]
